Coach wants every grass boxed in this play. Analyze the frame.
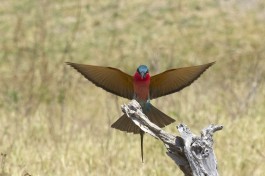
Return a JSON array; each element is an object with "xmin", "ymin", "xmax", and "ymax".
[{"xmin": 0, "ymin": 0, "xmax": 265, "ymax": 175}]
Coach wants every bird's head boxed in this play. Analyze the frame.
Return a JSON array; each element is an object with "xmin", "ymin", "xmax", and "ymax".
[{"xmin": 136, "ymin": 65, "xmax": 149, "ymax": 79}]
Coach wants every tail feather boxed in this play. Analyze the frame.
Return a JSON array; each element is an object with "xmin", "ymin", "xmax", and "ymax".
[
  {"xmin": 111, "ymin": 114, "xmax": 140, "ymax": 134},
  {"xmin": 144, "ymin": 104, "xmax": 175, "ymax": 128},
  {"xmin": 111, "ymin": 104, "xmax": 175, "ymax": 133},
  {"xmin": 111, "ymin": 103, "xmax": 175, "ymax": 162},
  {"xmin": 140, "ymin": 130, "xmax": 144, "ymax": 163}
]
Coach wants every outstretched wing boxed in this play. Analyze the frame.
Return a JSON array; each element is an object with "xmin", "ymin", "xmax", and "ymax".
[
  {"xmin": 67, "ymin": 62, "xmax": 134, "ymax": 99},
  {"xmin": 150, "ymin": 62, "xmax": 215, "ymax": 99}
]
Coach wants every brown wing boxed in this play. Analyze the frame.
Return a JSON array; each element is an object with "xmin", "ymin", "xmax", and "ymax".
[
  {"xmin": 67, "ymin": 62, "xmax": 134, "ymax": 99},
  {"xmin": 150, "ymin": 62, "xmax": 215, "ymax": 99}
]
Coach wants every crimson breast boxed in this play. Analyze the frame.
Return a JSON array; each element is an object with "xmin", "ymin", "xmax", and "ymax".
[{"xmin": 133, "ymin": 72, "xmax": 150, "ymax": 100}]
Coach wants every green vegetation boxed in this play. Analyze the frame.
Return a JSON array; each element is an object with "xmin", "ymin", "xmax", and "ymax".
[{"xmin": 0, "ymin": 0, "xmax": 264, "ymax": 175}]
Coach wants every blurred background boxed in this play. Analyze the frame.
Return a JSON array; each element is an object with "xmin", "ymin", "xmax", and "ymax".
[{"xmin": 0, "ymin": 0, "xmax": 265, "ymax": 175}]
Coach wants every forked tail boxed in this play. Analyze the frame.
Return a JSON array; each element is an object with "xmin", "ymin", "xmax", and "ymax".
[
  {"xmin": 111, "ymin": 103, "xmax": 175, "ymax": 133},
  {"xmin": 111, "ymin": 103, "xmax": 176, "ymax": 162}
]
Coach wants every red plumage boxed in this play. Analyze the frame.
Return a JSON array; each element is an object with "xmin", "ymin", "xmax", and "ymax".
[{"xmin": 133, "ymin": 72, "xmax": 150, "ymax": 100}]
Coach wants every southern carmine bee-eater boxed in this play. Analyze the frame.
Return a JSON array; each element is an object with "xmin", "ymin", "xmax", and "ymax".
[{"xmin": 67, "ymin": 61, "xmax": 214, "ymax": 162}]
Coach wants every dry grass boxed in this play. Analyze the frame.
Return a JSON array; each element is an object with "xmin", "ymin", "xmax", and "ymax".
[{"xmin": 0, "ymin": 0, "xmax": 265, "ymax": 175}]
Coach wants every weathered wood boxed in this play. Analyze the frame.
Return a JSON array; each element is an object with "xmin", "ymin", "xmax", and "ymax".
[{"xmin": 121, "ymin": 100, "xmax": 223, "ymax": 176}]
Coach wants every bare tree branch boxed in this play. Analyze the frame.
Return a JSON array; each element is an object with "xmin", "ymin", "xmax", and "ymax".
[{"xmin": 121, "ymin": 100, "xmax": 223, "ymax": 176}]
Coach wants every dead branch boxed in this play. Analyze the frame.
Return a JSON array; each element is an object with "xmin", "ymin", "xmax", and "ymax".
[{"xmin": 121, "ymin": 100, "xmax": 223, "ymax": 176}]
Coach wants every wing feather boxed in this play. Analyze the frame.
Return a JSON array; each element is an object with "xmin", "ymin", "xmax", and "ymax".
[
  {"xmin": 150, "ymin": 62, "xmax": 215, "ymax": 99},
  {"xmin": 67, "ymin": 62, "xmax": 134, "ymax": 99}
]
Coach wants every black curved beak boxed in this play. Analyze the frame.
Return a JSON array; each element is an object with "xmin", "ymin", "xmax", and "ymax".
[{"xmin": 140, "ymin": 72, "xmax": 145, "ymax": 79}]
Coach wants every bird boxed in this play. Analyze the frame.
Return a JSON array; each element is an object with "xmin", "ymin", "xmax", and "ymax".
[{"xmin": 67, "ymin": 61, "xmax": 215, "ymax": 162}]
